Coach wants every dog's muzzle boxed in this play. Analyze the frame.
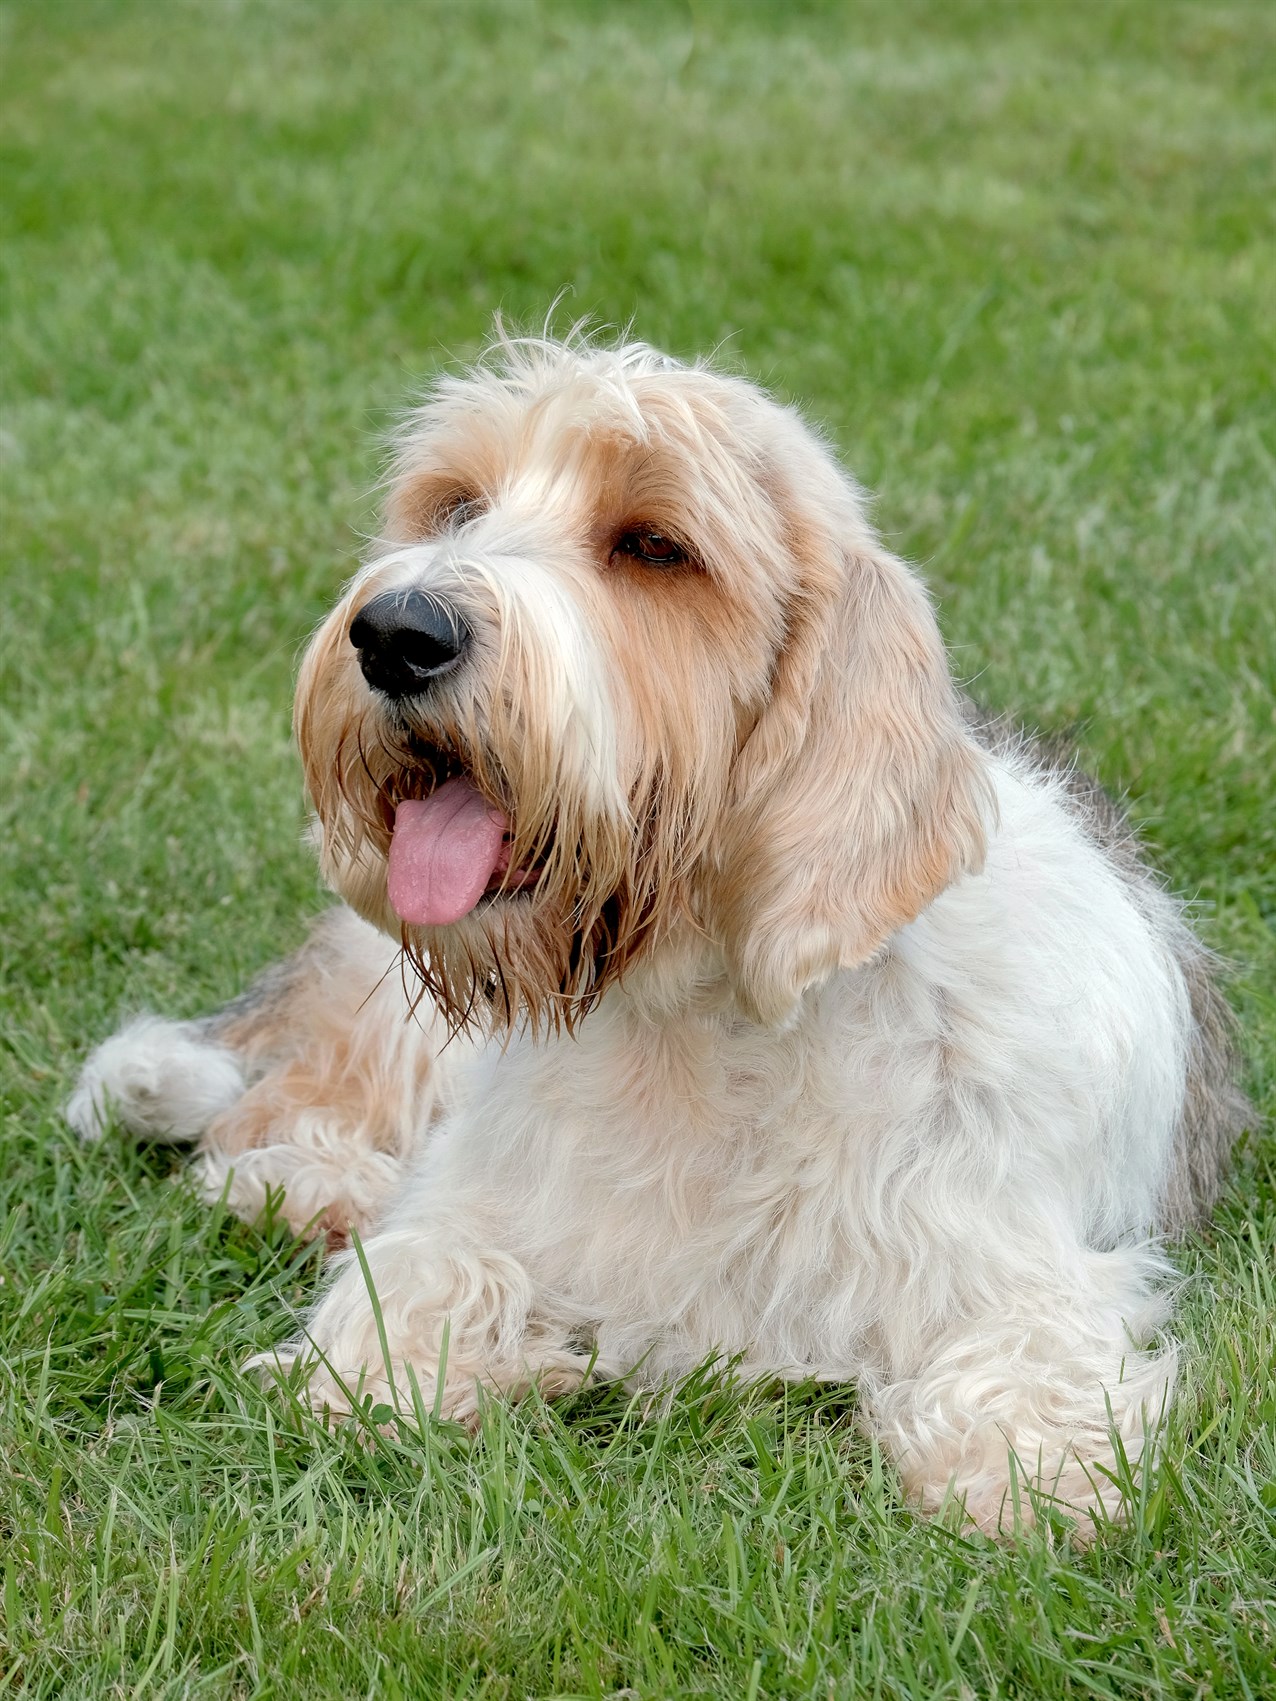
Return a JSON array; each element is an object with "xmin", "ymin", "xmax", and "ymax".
[{"xmin": 350, "ymin": 589, "xmax": 470, "ymax": 698}]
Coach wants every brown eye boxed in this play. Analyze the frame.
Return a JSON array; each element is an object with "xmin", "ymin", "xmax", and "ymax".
[
  {"xmin": 613, "ymin": 528, "xmax": 688, "ymax": 568},
  {"xmin": 434, "ymin": 489, "xmax": 483, "ymax": 531}
]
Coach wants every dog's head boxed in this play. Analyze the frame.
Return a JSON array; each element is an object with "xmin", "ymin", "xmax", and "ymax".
[{"xmin": 296, "ymin": 331, "xmax": 992, "ymax": 1032}]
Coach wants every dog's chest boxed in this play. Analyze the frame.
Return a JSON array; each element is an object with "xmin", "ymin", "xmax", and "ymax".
[{"xmin": 455, "ymin": 995, "xmax": 862, "ymax": 1284}]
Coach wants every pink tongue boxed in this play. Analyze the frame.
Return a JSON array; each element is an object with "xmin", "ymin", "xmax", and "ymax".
[{"xmin": 387, "ymin": 778, "xmax": 510, "ymax": 926}]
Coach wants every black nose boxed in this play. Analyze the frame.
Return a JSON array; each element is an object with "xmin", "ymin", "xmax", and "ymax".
[{"xmin": 349, "ymin": 589, "xmax": 470, "ymax": 698}]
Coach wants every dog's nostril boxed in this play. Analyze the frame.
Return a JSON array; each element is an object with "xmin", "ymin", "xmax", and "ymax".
[{"xmin": 350, "ymin": 589, "xmax": 470, "ymax": 698}]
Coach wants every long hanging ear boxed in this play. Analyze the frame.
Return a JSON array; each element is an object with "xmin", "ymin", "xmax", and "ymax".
[{"xmin": 710, "ymin": 522, "xmax": 993, "ymax": 1028}]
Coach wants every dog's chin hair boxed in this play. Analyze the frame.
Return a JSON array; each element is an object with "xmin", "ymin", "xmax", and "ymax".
[
  {"xmin": 310, "ymin": 765, "xmax": 700, "ymax": 1035},
  {"xmin": 400, "ymin": 882, "xmax": 678, "ymax": 1039},
  {"xmin": 302, "ymin": 689, "xmax": 718, "ymax": 1034},
  {"xmin": 405, "ymin": 775, "xmax": 718, "ymax": 1036}
]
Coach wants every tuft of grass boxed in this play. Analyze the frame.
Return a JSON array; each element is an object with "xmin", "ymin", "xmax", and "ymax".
[{"xmin": 1, "ymin": 1, "xmax": 1272, "ymax": 1695}]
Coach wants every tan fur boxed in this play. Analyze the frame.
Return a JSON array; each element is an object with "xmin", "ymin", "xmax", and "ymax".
[
  {"xmin": 196, "ymin": 909, "xmax": 441, "ymax": 1241},
  {"xmin": 709, "ymin": 472, "xmax": 992, "ymax": 1026}
]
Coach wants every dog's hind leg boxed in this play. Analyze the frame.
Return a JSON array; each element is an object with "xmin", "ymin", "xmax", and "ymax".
[
  {"xmin": 67, "ymin": 907, "xmax": 445, "ymax": 1242},
  {"xmin": 66, "ymin": 1009, "xmax": 248, "ymax": 1148}
]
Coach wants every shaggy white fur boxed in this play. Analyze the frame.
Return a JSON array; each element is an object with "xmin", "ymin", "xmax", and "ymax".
[
  {"xmin": 69, "ymin": 331, "xmax": 1244, "ymax": 1538},
  {"xmin": 67, "ymin": 1014, "xmax": 245, "ymax": 1145}
]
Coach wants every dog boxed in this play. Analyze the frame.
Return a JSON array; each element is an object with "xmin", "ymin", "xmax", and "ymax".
[{"xmin": 67, "ymin": 329, "xmax": 1248, "ymax": 1537}]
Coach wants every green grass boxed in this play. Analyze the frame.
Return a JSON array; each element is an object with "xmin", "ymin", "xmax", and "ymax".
[{"xmin": 1, "ymin": 0, "xmax": 1274, "ymax": 1694}]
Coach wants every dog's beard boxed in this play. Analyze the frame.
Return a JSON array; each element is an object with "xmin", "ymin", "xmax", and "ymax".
[
  {"xmin": 310, "ymin": 710, "xmax": 696, "ymax": 1036},
  {"xmin": 399, "ymin": 882, "xmax": 643, "ymax": 1036},
  {"xmin": 393, "ymin": 766, "xmax": 684, "ymax": 1037}
]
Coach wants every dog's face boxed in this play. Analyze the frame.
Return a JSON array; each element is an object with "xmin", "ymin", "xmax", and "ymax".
[{"xmin": 295, "ymin": 336, "xmax": 991, "ymax": 1032}]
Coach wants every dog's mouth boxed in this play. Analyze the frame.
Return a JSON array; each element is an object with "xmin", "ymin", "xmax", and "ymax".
[{"xmin": 385, "ymin": 743, "xmax": 544, "ymax": 927}]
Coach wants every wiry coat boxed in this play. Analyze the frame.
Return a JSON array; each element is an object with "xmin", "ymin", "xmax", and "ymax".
[{"xmin": 68, "ymin": 334, "xmax": 1247, "ymax": 1536}]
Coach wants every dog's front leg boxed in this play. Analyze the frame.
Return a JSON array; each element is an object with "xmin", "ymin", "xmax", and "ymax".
[
  {"xmin": 862, "ymin": 1241, "xmax": 1177, "ymax": 1539},
  {"xmin": 266, "ymin": 1213, "xmax": 592, "ymax": 1428}
]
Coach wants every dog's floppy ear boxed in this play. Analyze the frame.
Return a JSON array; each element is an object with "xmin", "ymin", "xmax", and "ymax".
[{"xmin": 711, "ymin": 513, "xmax": 992, "ymax": 1028}]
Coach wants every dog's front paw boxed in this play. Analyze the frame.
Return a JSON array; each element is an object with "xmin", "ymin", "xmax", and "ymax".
[
  {"xmin": 250, "ymin": 1339, "xmax": 470, "ymax": 1429},
  {"xmin": 902, "ymin": 1431, "xmax": 1134, "ymax": 1541},
  {"xmin": 875, "ymin": 1341, "xmax": 1175, "ymax": 1541},
  {"xmin": 250, "ymin": 1229, "xmax": 594, "ymax": 1429}
]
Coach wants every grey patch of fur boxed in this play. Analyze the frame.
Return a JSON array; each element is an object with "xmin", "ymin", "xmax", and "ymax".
[
  {"xmin": 1158, "ymin": 925, "xmax": 1252, "ymax": 1233},
  {"xmin": 965, "ymin": 701, "xmax": 1250, "ymax": 1235},
  {"xmin": 200, "ymin": 956, "xmax": 299, "ymax": 1039},
  {"xmin": 198, "ymin": 910, "xmax": 358, "ymax": 1075}
]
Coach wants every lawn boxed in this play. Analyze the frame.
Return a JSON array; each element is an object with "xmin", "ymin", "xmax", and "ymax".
[{"xmin": 1, "ymin": 0, "xmax": 1273, "ymax": 1695}]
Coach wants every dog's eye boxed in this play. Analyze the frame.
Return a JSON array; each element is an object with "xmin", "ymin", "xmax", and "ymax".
[
  {"xmin": 613, "ymin": 528, "xmax": 688, "ymax": 568},
  {"xmin": 433, "ymin": 490, "xmax": 483, "ymax": 531}
]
